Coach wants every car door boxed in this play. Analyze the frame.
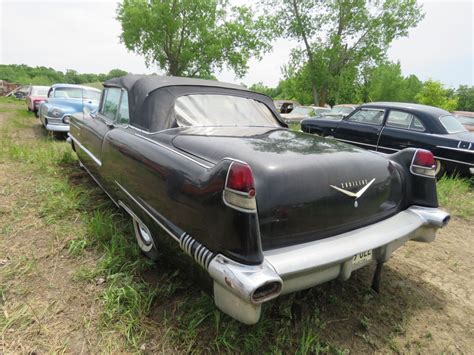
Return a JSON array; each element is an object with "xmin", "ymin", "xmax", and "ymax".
[
  {"xmin": 79, "ymin": 87, "xmax": 123, "ymax": 175},
  {"xmin": 333, "ymin": 107, "xmax": 386, "ymax": 150},
  {"xmin": 377, "ymin": 110, "xmax": 430, "ymax": 154}
]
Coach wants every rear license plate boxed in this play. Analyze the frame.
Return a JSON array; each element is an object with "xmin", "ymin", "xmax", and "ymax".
[{"xmin": 352, "ymin": 250, "xmax": 373, "ymax": 266}]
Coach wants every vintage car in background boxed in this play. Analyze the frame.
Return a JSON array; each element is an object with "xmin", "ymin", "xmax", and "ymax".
[
  {"xmin": 11, "ymin": 85, "xmax": 31, "ymax": 100},
  {"xmin": 38, "ymin": 84, "xmax": 101, "ymax": 133},
  {"xmin": 320, "ymin": 104, "xmax": 358, "ymax": 119},
  {"xmin": 68, "ymin": 75, "xmax": 449, "ymax": 324},
  {"xmin": 453, "ymin": 111, "xmax": 474, "ymax": 132},
  {"xmin": 280, "ymin": 105, "xmax": 329, "ymax": 124},
  {"xmin": 302, "ymin": 102, "xmax": 474, "ymax": 177},
  {"xmin": 26, "ymin": 85, "xmax": 49, "ymax": 116},
  {"xmin": 274, "ymin": 99, "xmax": 300, "ymax": 114}
]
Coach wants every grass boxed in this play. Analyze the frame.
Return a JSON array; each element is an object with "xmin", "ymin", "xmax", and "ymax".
[
  {"xmin": 437, "ymin": 176, "xmax": 474, "ymax": 218},
  {"xmin": 0, "ymin": 96, "xmax": 472, "ymax": 353}
]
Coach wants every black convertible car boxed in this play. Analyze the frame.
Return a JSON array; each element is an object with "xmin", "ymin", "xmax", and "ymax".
[
  {"xmin": 301, "ymin": 102, "xmax": 474, "ymax": 177},
  {"xmin": 68, "ymin": 76, "xmax": 449, "ymax": 324}
]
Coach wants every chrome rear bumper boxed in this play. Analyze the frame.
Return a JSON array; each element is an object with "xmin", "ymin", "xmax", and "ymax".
[{"xmin": 210, "ymin": 205, "xmax": 449, "ymax": 324}]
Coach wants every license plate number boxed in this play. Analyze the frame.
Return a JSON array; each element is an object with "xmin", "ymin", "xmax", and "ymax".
[{"xmin": 352, "ymin": 250, "xmax": 373, "ymax": 266}]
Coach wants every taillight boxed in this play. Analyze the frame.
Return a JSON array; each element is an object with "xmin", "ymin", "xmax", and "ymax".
[
  {"xmin": 411, "ymin": 149, "xmax": 436, "ymax": 177},
  {"xmin": 223, "ymin": 161, "xmax": 257, "ymax": 211}
]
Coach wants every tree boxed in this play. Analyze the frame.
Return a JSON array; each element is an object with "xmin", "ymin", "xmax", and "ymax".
[
  {"xmin": 117, "ymin": 0, "xmax": 272, "ymax": 78},
  {"xmin": 415, "ymin": 80, "xmax": 458, "ymax": 111},
  {"xmin": 263, "ymin": 0, "xmax": 424, "ymax": 105},
  {"xmin": 456, "ymin": 85, "xmax": 474, "ymax": 111}
]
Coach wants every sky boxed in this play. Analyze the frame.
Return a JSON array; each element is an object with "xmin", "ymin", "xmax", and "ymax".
[{"xmin": 0, "ymin": 0, "xmax": 473, "ymax": 88}]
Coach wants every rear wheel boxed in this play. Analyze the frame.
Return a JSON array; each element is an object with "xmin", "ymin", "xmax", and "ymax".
[
  {"xmin": 133, "ymin": 218, "xmax": 159, "ymax": 260},
  {"xmin": 435, "ymin": 159, "xmax": 446, "ymax": 179}
]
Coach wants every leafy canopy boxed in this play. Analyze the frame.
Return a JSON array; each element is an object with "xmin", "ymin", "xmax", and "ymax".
[
  {"xmin": 117, "ymin": 0, "xmax": 272, "ymax": 78},
  {"xmin": 415, "ymin": 80, "xmax": 459, "ymax": 112},
  {"xmin": 262, "ymin": 0, "xmax": 424, "ymax": 105}
]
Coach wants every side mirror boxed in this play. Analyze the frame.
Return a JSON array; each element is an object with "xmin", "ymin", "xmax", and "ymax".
[{"xmin": 90, "ymin": 109, "xmax": 98, "ymax": 118}]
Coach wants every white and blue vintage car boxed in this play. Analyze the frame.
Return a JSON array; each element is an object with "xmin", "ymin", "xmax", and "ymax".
[{"xmin": 38, "ymin": 84, "xmax": 101, "ymax": 133}]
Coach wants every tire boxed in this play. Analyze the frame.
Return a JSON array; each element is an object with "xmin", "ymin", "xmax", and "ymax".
[
  {"xmin": 133, "ymin": 218, "xmax": 159, "ymax": 260},
  {"xmin": 435, "ymin": 159, "xmax": 446, "ymax": 179}
]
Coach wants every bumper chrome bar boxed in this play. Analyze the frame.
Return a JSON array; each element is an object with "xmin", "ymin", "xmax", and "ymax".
[
  {"xmin": 210, "ymin": 205, "xmax": 449, "ymax": 324},
  {"xmin": 45, "ymin": 123, "xmax": 69, "ymax": 132}
]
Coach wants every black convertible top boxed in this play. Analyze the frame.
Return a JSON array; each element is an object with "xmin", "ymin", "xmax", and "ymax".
[{"xmin": 104, "ymin": 74, "xmax": 280, "ymax": 131}]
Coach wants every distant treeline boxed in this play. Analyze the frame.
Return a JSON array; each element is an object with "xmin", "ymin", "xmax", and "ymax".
[
  {"xmin": 0, "ymin": 64, "xmax": 129, "ymax": 86},
  {"xmin": 249, "ymin": 61, "xmax": 474, "ymax": 112}
]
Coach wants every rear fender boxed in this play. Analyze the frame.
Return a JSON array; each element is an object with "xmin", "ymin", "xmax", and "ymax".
[{"xmin": 388, "ymin": 148, "xmax": 438, "ymax": 207}]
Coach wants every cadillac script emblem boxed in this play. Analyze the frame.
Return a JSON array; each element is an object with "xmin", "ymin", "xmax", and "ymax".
[{"xmin": 330, "ymin": 178, "xmax": 376, "ymax": 208}]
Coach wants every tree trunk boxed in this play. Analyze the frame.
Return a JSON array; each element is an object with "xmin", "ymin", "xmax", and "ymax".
[
  {"xmin": 319, "ymin": 87, "xmax": 327, "ymax": 107},
  {"xmin": 311, "ymin": 81, "xmax": 319, "ymax": 106}
]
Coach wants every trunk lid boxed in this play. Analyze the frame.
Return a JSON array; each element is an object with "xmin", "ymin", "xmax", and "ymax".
[{"xmin": 172, "ymin": 127, "xmax": 405, "ymax": 250}]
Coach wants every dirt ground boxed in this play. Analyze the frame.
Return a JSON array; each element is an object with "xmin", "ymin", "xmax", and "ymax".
[{"xmin": 0, "ymin": 106, "xmax": 473, "ymax": 353}]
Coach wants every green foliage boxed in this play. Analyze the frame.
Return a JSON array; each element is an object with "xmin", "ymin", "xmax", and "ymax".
[
  {"xmin": 117, "ymin": 0, "xmax": 273, "ymax": 78},
  {"xmin": 415, "ymin": 80, "xmax": 458, "ymax": 111},
  {"xmin": 364, "ymin": 61, "xmax": 422, "ymax": 103},
  {"xmin": 263, "ymin": 0, "xmax": 424, "ymax": 105},
  {"xmin": 0, "ymin": 64, "xmax": 128, "ymax": 85},
  {"xmin": 456, "ymin": 85, "xmax": 474, "ymax": 111}
]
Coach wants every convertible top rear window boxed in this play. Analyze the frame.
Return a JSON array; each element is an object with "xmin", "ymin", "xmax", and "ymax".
[{"xmin": 175, "ymin": 94, "xmax": 279, "ymax": 127}]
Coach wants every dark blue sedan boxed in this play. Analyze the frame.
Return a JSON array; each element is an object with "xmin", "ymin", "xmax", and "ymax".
[{"xmin": 301, "ymin": 102, "xmax": 474, "ymax": 177}]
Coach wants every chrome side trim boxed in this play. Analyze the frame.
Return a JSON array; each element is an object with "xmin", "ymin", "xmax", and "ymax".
[
  {"xmin": 80, "ymin": 160, "xmax": 118, "ymax": 207},
  {"xmin": 436, "ymin": 145, "xmax": 474, "ymax": 154},
  {"xmin": 69, "ymin": 121, "xmax": 81, "ymax": 130},
  {"xmin": 179, "ymin": 233, "xmax": 215, "ymax": 270},
  {"xmin": 336, "ymin": 138, "xmax": 378, "ymax": 148},
  {"xmin": 115, "ymin": 180, "xmax": 180, "ymax": 242},
  {"xmin": 134, "ymin": 133, "xmax": 212, "ymax": 169},
  {"xmin": 69, "ymin": 134, "xmax": 102, "ymax": 167},
  {"xmin": 434, "ymin": 156, "xmax": 474, "ymax": 167},
  {"xmin": 119, "ymin": 200, "xmax": 156, "ymax": 252}
]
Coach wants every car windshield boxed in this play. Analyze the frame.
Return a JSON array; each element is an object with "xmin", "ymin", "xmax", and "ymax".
[
  {"xmin": 456, "ymin": 115, "xmax": 474, "ymax": 126},
  {"xmin": 329, "ymin": 106, "xmax": 353, "ymax": 114},
  {"xmin": 54, "ymin": 87, "xmax": 83, "ymax": 99},
  {"xmin": 314, "ymin": 108, "xmax": 329, "ymax": 114},
  {"xmin": 439, "ymin": 115, "xmax": 467, "ymax": 133},
  {"xmin": 175, "ymin": 94, "xmax": 280, "ymax": 127},
  {"xmin": 53, "ymin": 87, "xmax": 100, "ymax": 100},
  {"xmin": 84, "ymin": 90, "xmax": 101, "ymax": 101},
  {"xmin": 292, "ymin": 107, "xmax": 314, "ymax": 116},
  {"xmin": 31, "ymin": 87, "xmax": 48, "ymax": 96}
]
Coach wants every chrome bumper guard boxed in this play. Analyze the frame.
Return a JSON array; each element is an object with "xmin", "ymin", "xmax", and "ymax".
[
  {"xmin": 45, "ymin": 123, "xmax": 69, "ymax": 132},
  {"xmin": 209, "ymin": 206, "xmax": 449, "ymax": 324}
]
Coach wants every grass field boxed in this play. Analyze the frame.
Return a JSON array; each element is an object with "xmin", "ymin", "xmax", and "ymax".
[{"xmin": 0, "ymin": 97, "xmax": 473, "ymax": 353}]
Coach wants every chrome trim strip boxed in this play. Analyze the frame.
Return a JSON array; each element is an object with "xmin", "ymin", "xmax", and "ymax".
[
  {"xmin": 436, "ymin": 145, "xmax": 474, "ymax": 154},
  {"xmin": 69, "ymin": 121, "xmax": 81, "ymax": 130},
  {"xmin": 115, "ymin": 180, "xmax": 180, "ymax": 242},
  {"xmin": 69, "ymin": 134, "xmax": 102, "ymax": 166},
  {"xmin": 80, "ymin": 160, "xmax": 118, "ymax": 207},
  {"xmin": 434, "ymin": 155, "xmax": 474, "ymax": 166},
  {"xmin": 134, "ymin": 133, "xmax": 212, "ymax": 169},
  {"xmin": 335, "ymin": 138, "xmax": 378, "ymax": 148}
]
